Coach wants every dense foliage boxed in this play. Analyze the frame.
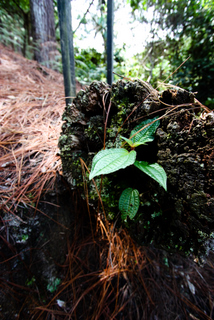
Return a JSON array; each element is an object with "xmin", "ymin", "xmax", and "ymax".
[
  {"xmin": 0, "ymin": 0, "xmax": 31, "ymax": 57},
  {"xmin": 1, "ymin": 0, "xmax": 214, "ymax": 105},
  {"xmin": 128, "ymin": 0, "xmax": 214, "ymax": 106}
]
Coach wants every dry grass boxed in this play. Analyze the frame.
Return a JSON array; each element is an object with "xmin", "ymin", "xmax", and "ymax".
[
  {"xmin": 0, "ymin": 44, "xmax": 65, "ymax": 214},
  {"xmin": 32, "ymin": 213, "xmax": 214, "ymax": 320}
]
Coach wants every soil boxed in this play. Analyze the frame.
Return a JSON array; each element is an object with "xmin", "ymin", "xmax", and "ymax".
[{"xmin": 0, "ymin": 44, "xmax": 214, "ymax": 320}]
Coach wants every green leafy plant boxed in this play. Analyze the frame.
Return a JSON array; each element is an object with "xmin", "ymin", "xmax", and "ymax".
[
  {"xmin": 119, "ymin": 188, "xmax": 140, "ymax": 220},
  {"xmin": 89, "ymin": 117, "xmax": 167, "ymax": 220},
  {"xmin": 47, "ymin": 277, "xmax": 61, "ymax": 293}
]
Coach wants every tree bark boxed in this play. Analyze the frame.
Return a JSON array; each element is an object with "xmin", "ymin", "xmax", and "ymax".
[
  {"xmin": 30, "ymin": 0, "xmax": 57, "ymax": 68},
  {"xmin": 57, "ymin": 0, "xmax": 76, "ymax": 105},
  {"xmin": 107, "ymin": 0, "xmax": 114, "ymax": 85}
]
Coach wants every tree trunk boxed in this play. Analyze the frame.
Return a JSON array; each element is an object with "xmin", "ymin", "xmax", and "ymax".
[
  {"xmin": 57, "ymin": 0, "xmax": 76, "ymax": 105},
  {"xmin": 107, "ymin": 0, "xmax": 114, "ymax": 84},
  {"xmin": 30, "ymin": 0, "xmax": 57, "ymax": 68},
  {"xmin": 23, "ymin": 12, "xmax": 31, "ymax": 58}
]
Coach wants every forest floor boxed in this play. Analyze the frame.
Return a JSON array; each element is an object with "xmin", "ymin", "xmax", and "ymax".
[
  {"xmin": 0, "ymin": 43, "xmax": 84, "ymax": 210},
  {"xmin": 0, "ymin": 44, "xmax": 214, "ymax": 320}
]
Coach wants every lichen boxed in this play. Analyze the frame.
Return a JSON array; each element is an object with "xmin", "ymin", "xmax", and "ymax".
[{"xmin": 155, "ymin": 108, "xmax": 214, "ymax": 256}]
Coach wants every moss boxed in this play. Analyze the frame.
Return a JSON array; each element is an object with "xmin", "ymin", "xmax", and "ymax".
[{"xmin": 58, "ymin": 81, "xmax": 214, "ymax": 259}]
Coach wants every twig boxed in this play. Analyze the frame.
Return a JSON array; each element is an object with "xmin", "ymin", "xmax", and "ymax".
[{"xmin": 73, "ymin": 0, "xmax": 95, "ymax": 34}]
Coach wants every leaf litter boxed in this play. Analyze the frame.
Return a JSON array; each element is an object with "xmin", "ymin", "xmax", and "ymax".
[{"xmin": 0, "ymin": 43, "xmax": 68, "ymax": 211}]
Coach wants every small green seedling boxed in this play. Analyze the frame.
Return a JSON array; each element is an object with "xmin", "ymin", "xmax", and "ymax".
[
  {"xmin": 89, "ymin": 117, "xmax": 167, "ymax": 221},
  {"xmin": 47, "ymin": 277, "xmax": 61, "ymax": 293}
]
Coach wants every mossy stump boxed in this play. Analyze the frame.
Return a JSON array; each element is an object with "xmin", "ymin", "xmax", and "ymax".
[{"xmin": 59, "ymin": 80, "xmax": 214, "ymax": 258}]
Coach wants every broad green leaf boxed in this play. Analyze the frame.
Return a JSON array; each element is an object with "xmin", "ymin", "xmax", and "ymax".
[
  {"xmin": 120, "ymin": 136, "xmax": 134, "ymax": 147},
  {"xmin": 119, "ymin": 188, "xmax": 140, "ymax": 220},
  {"xmin": 89, "ymin": 148, "xmax": 136, "ymax": 180},
  {"xmin": 134, "ymin": 161, "xmax": 167, "ymax": 191},
  {"xmin": 130, "ymin": 117, "xmax": 160, "ymax": 147}
]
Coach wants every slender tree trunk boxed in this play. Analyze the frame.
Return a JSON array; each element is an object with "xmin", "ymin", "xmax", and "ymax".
[
  {"xmin": 107, "ymin": 0, "xmax": 114, "ymax": 85},
  {"xmin": 30, "ymin": 0, "xmax": 57, "ymax": 68},
  {"xmin": 23, "ymin": 12, "xmax": 30, "ymax": 57},
  {"xmin": 57, "ymin": 0, "xmax": 76, "ymax": 105}
]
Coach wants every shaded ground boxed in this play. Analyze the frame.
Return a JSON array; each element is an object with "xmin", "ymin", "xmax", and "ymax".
[{"xmin": 0, "ymin": 44, "xmax": 214, "ymax": 320}]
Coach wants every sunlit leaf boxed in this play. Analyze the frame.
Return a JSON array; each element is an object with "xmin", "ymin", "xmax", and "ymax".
[
  {"xmin": 134, "ymin": 161, "xmax": 167, "ymax": 191},
  {"xmin": 89, "ymin": 148, "xmax": 136, "ymax": 180},
  {"xmin": 130, "ymin": 117, "xmax": 160, "ymax": 147}
]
